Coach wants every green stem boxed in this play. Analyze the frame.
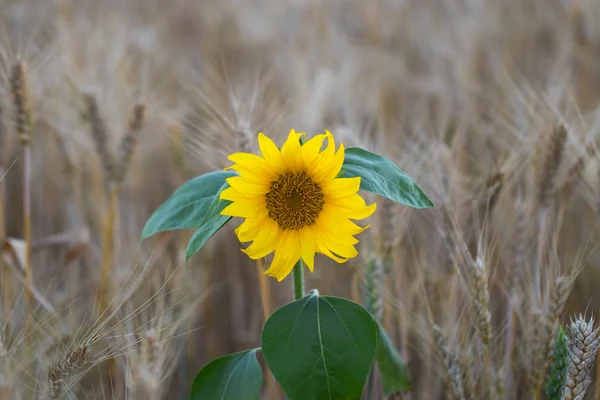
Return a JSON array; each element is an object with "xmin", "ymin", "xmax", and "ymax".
[{"xmin": 293, "ymin": 259, "xmax": 304, "ymax": 300}]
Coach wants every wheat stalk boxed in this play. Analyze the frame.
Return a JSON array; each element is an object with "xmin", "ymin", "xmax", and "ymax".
[
  {"xmin": 480, "ymin": 171, "xmax": 504, "ymax": 219},
  {"xmin": 459, "ymin": 344, "xmax": 477, "ymax": 400},
  {"xmin": 10, "ymin": 62, "xmax": 33, "ymax": 321},
  {"xmin": 464, "ymin": 239, "xmax": 494, "ymax": 398},
  {"xmin": 85, "ymin": 94, "xmax": 116, "ymax": 181},
  {"xmin": 47, "ymin": 343, "xmax": 91, "ymax": 399},
  {"xmin": 115, "ymin": 103, "xmax": 146, "ymax": 183},
  {"xmin": 0, "ymin": 100, "xmax": 5, "ymax": 173},
  {"xmin": 538, "ymin": 124, "xmax": 567, "ymax": 209},
  {"xmin": 363, "ymin": 255, "xmax": 384, "ymax": 399},
  {"xmin": 531, "ymin": 276, "xmax": 573, "ymax": 398},
  {"xmin": 364, "ymin": 258, "xmax": 383, "ymax": 321},
  {"xmin": 0, "ymin": 96, "xmax": 9, "ymax": 357},
  {"xmin": 562, "ymin": 315, "xmax": 600, "ymax": 400},
  {"xmin": 85, "ymin": 93, "xmax": 116, "ymax": 313},
  {"xmin": 545, "ymin": 326, "xmax": 568, "ymax": 400},
  {"xmin": 432, "ymin": 324, "xmax": 466, "ymax": 400},
  {"xmin": 561, "ymin": 141, "xmax": 596, "ymax": 199}
]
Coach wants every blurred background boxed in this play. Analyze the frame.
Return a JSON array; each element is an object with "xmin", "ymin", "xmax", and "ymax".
[{"xmin": 1, "ymin": 0, "xmax": 600, "ymax": 398}]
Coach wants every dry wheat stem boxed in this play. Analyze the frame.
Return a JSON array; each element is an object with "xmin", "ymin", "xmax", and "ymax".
[
  {"xmin": 10, "ymin": 62, "xmax": 34, "ymax": 337},
  {"xmin": 255, "ymin": 258, "xmax": 271, "ymax": 322},
  {"xmin": 256, "ymin": 258, "xmax": 279, "ymax": 399},
  {"xmin": 0, "ymin": 101, "xmax": 6, "ymax": 232},
  {"xmin": 0, "ymin": 102, "xmax": 5, "ymax": 170},
  {"xmin": 23, "ymin": 147, "xmax": 32, "ymax": 315},
  {"xmin": 96, "ymin": 182, "xmax": 118, "ymax": 314},
  {"xmin": 0, "ymin": 101, "xmax": 8, "ymax": 358}
]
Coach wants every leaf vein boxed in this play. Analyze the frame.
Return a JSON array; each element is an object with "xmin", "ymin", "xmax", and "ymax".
[
  {"xmin": 221, "ymin": 351, "xmax": 252, "ymax": 400},
  {"xmin": 322, "ymin": 298, "xmax": 359, "ymax": 348},
  {"xmin": 317, "ymin": 298, "xmax": 332, "ymax": 400},
  {"xmin": 285, "ymin": 295, "xmax": 314, "ymax": 360}
]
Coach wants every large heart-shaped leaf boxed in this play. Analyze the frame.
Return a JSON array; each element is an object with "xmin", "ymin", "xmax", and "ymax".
[
  {"xmin": 141, "ymin": 170, "xmax": 236, "ymax": 240},
  {"xmin": 186, "ymin": 181, "xmax": 233, "ymax": 260},
  {"xmin": 189, "ymin": 349, "xmax": 263, "ymax": 400},
  {"xmin": 261, "ymin": 290, "xmax": 377, "ymax": 400},
  {"xmin": 340, "ymin": 147, "xmax": 434, "ymax": 209},
  {"xmin": 375, "ymin": 320, "xmax": 411, "ymax": 395}
]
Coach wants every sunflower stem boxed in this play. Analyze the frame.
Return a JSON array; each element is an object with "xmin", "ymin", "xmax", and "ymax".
[{"xmin": 293, "ymin": 259, "xmax": 305, "ymax": 300}]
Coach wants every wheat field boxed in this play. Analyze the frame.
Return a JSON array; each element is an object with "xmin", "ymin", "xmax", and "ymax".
[{"xmin": 1, "ymin": 0, "xmax": 600, "ymax": 398}]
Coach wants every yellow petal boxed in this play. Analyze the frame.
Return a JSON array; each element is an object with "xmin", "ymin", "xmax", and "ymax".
[
  {"xmin": 258, "ymin": 132, "xmax": 283, "ymax": 169},
  {"xmin": 225, "ymin": 164, "xmax": 272, "ymax": 184},
  {"xmin": 316, "ymin": 241, "xmax": 349, "ymax": 263},
  {"xmin": 321, "ymin": 142, "xmax": 345, "ymax": 181},
  {"xmin": 317, "ymin": 208, "xmax": 368, "ymax": 235},
  {"xmin": 300, "ymin": 133, "xmax": 327, "ymax": 170},
  {"xmin": 264, "ymin": 230, "xmax": 301, "ymax": 281},
  {"xmin": 221, "ymin": 200, "xmax": 264, "ymax": 218},
  {"xmin": 311, "ymin": 144, "xmax": 344, "ymax": 184},
  {"xmin": 322, "ymin": 177, "xmax": 361, "ymax": 198},
  {"xmin": 325, "ymin": 242, "xmax": 358, "ymax": 258},
  {"xmin": 327, "ymin": 195, "xmax": 377, "ymax": 220},
  {"xmin": 300, "ymin": 227, "xmax": 316, "ymax": 273},
  {"xmin": 220, "ymin": 186, "xmax": 265, "ymax": 202},
  {"xmin": 314, "ymin": 216, "xmax": 360, "ymax": 245},
  {"xmin": 307, "ymin": 131, "xmax": 334, "ymax": 171},
  {"xmin": 281, "ymin": 129, "xmax": 304, "ymax": 173},
  {"xmin": 321, "ymin": 131, "xmax": 336, "ymax": 159},
  {"xmin": 308, "ymin": 133, "xmax": 344, "ymax": 184},
  {"xmin": 242, "ymin": 218, "xmax": 280, "ymax": 259},
  {"xmin": 236, "ymin": 225, "xmax": 259, "ymax": 242},
  {"xmin": 228, "ymin": 152, "xmax": 278, "ymax": 180},
  {"xmin": 225, "ymin": 176, "xmax": 270, "ymax": 195},
  {"xmin": 313, "ymin": 223, "xmax": 358, "ymax": 261},
  {"xmin": 235, "ymin": 213, "xmax": 268, "ymax": 242},
  {"xmin": 236, "ymin": 212, "xmax": 268, "ymax": 234}
]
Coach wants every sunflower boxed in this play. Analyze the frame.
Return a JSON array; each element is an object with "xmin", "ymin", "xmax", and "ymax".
[{"xmin": 219, "ymin": 129, "xmax": 377, "ymax": 281}]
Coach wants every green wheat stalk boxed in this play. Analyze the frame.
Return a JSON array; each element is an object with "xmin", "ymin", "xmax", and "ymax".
[{"xmin": 544, "ymin": 325, "xmax": 568, "ymax": 400}]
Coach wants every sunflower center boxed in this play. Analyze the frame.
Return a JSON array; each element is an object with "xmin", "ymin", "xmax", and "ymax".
[{"xmin": 266, "ymin": 172, "xmax": 325, "ymax": 230}]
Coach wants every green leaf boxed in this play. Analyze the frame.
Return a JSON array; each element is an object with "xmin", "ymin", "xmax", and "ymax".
[
  {"xmin": 375, "ymin": 320, "xmax": 411, "ymax": 395},
  {"xmin": 340, "ymin": 147, "xmax": 434, "ymax": 209},
  {"xmin": 261, "ymin": 289, "xmax": 377, "ymax": 400},
  {"xmin": 141, "ymin": 170, "xmax": 236, "ymax": 240},
  {"xmin": 189, "ymin": 348, "xmax": 263, "ymax": 400},
  {"xmin": 186, "ymin": 180, "xmax": 233, "ymax": 260}
]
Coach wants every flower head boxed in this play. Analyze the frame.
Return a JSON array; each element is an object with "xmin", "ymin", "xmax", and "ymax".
[{"xmin": 220, "ymin": 129, "xmax": 376, "ymax": 281}]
